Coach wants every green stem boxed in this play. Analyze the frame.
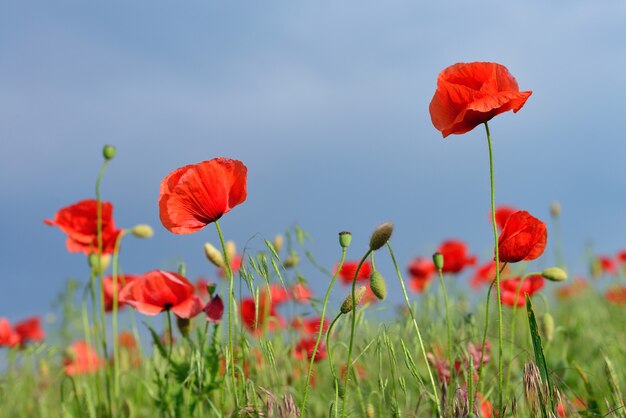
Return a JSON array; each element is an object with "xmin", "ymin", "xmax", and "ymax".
[
  {"xmin": 326, "ymin": 313, "xmax": 342, "ymax": 418},
  {"xmin": 341, "ymin": 249, "xmax": 372, "ymax": 418},
  {"xmin": 387, "ymin": 242, "xmax": 441, "ymax": 417},
  {"xmin": 300, "ymin": 247, "xmax": 347, "ymax": 417},
  {"xmin": 485, "ymin": 121, "xmax": 504, "ymax": 415},
  {"xmin": 436, "ymin": 267, "xmax": 453, "ymax": 384},
  {"xmin": 110, "ymin": 230, "xmax": 126, "ymax": 407},
  {"xmin": 214, "ymin": 220, "xmax": 239, "ymax": 408}
]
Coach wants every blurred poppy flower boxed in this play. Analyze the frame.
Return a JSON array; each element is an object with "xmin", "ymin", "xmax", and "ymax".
[
  {"xmin": 470, "ymin": 261, "xmax": 509, "ymax": 289},
  {"xmin": 429, "ymin": 62, "xmax": 532, "ymax": 137},
  {"xmin": 217, "ymin": 253, "xmax": 243, "ymax": 278},
  {"xmin": 476, "ymin": 392, "xmax": 493, "ymax": 418},
  {"xmin": 605, "ymin": 286, "xmax": 626, "ymax": 305},
  {"xmin": 293, "ymin": 337, "xmax": 326, "ymax": 362},
  {"xmin": 555, "ymin": 277, "xmax": 588, "ymax": 299},
  {"xmin": 617, "ymin": 250, "xmax": 626, "ymax": 264},
  {"xmin": 204, "ymin": 294, "xmax": 224, "ymax": 323},
  {"xmin": 14, "ymin": 317, "xmax": 45, "ymax": 344},
  {"xmin": 45, "ymin": 199, "xmax": 122, "ymax": 255},
  {"xmin": 159, "ymin": 158, "xmax": 247, "ymax": 234},
  {"xmin": 267, "ymin": 284, "xmax": 290, "ymax": 305},
  {"xmin": 291, "ymin": 283, "xmax": 313, "ymax": 302},
  {"xmin": 498, "ymin": 211, "xmax": 547, "ymax": 263},
  {"xmin": 341, "ymin": 362, "xmax": 367, "ymax": 380},
  {"xmin": 336, "ymin": 260, "xmax": 372, "ymax": 285},
  {"xmin": 438, "ymin": 240, "xmax": 477, "ymax": 274},
  {"xmin": 117, "ymin": 331, "xmax": 137, "ymax": 350},
  {"xmin": 240, "ymin": 296, "xmax": 284, "ymax": 336},
  {"xmin": 500, "ymin": 275, "xmax": 544, "ymax": 307},
  {"xmin": 592, "ymin": 255, "xmax": 616, "ymax": 278},
  {"xmin": 102, "ymin": 274, "xmax": 137, "ymax": 312},
  {"xmin": 491, "ymin": 205, "xmax": 519, "ymax": 231},
  {"xmin": 119, "ymin": 270, "xmax": 204, "ymax": 318},
  {"xmin": 64, "ymin": 341, "xmax": 104, "ymax": 375},
  {"xmin": 0, "ymin": 318, "xmax": 20, "ymax": 347},
  {"xmin": 195, "ymin": 277, "xmax": 215, "ymax": 300},
  {"xmin": 408, "ymin": 257, "xmax": 435, "ymax": 293},
  {"xmin": 292, "ymin": 317, "xmax": 328, "ymax": 335}
]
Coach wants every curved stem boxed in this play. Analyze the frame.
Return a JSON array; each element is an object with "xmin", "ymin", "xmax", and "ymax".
[
  {"xmin": 485, "ymin": 121, "xmax": 504, "ymax": 414},
  {"xmin": 387, "ymin": 242, "xmax": 441, "ymax": 417},
  {"xmin": 214, "ymin": 221, "xmax": 239, "ymax": 407},
  {"xmin": 300, "ymin": 247, "xmax": 347, "ymax": 417},
  {"xmin": 326, "ymin": 313, "xmax": 342, "ymax": 418}
]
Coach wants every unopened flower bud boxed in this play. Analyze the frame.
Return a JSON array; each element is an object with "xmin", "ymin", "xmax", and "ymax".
[
  {"xmin": 369, "ymin": 222, "xmax": 394, "ymax": 251},
  {"xmin": 334, "ymin": 379, "xmax": 346, "ymax": 399},
  {"xmin": 540, "ymin": 313, "xmax": 555, "ymax": 342},
  {"xmin": 283, "ymin": 252, "xmax": 300, "ymax": 269},
  {"xmin": 204, "ymin": 243, "xmax": 225, "ymax": 268},
  {"xmin": 366, "ymin": 404, "xmax": 375, "ymax": 418},
  {"xmin": 542, "ymin": 267, "xmax": 568, "ymax": 282},
  {"xmin": 339, "ymin": 231, "xmax": 352, "ymax": 248},
  {"xmin": 225, "ymin": 240, "xmax": 237, "ymax": 263},
  {"xmin": 433, "ymin": 252, "xmax": 444, "ymax": 271},
  {"xmin": 550, "ymin": 201, "xmax": 561, "ymax": 218},
  {"xmin": 130, "ymin": 224, "xmax": 153, "ymax": 239},
  {"xmin": 177, "ymin": 262, "xmax": 186, "ymax": 277},
  {"xmin": 206, "ymin": 282, "xmax": 217, "ymax": 297},
  {"xmin": 176, "ymin": 317, "xmax": 191, "ymax": 338},
  {"xmin": 369, "ymin": 271, "xmax": 387, "ymax": 300},
  {"xmin": 340, "ymin": 286, "xmax": 367, "ymax": 314},
  {"xmin": 273, "ymin": 234, "xmax": 284, "ymax": 253},
  {"xmin": 102, "ymin": 145, "xmax": 116, "ymax": 160},
  {"xmin": 88, "ymin": 253, "xmax": 111, "ymax": 273}
]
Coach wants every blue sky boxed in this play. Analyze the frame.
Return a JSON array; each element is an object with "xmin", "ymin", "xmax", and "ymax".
[{"xmin": 2, "ymin": 1, "xmax": 626, "ymax": 322}]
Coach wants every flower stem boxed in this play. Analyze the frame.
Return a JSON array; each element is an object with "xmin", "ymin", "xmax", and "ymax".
[
  {"xmin": 110, "ymin": 230, "xmax": 127, "ymax": 408},
  {"xmin": 340, "ymin": 249, "xmax": 372, "ymax": 418},
  {"xmin": 214, "ymin": 220, "xmax": 239, "ymax": 408},
  {"xmin": 436, "ymin": 267, "xmax": 453, "ymax": 385},
  {"xmin": 387, "ymin": 242, "xmax": 441, "ymax": 417},
  {"xmin": 484, "ymin": 121, "xmax": 504, "ymax": 415},
  {"xmin": 326, "ymin": 313, "xmax": 342, "ymax": 418},
  {"xmin": 300, "ymin": 247, "xmax": 347, "ymax": 417}
]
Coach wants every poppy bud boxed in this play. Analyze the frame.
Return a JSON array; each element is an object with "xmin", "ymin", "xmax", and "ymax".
[
  {"xmin": 366, "ymin": 404, "xmax": 375, "ymax": 418},
  {"xmin": 177, "ymin": 262, "xmax": 186, "ymax": 277},
  {"xmin": 540, "ymin": 313, "xmax": 554, "ymax": 342},
  {"xmin": 130, "ymin": 224, "xmax": 154, "ymax": 239},
  {"xmin": 225, "ymin": 240, "xmax": 237, "ymax": 263},
  {"xmin": 102, "ymin": 145, "xmax": 116, "ymax": 160},
  {"xmin": 283, "ymin": 252, "xmax": 300, "ymax": 269},
  {"xmin": 273, "ymin": 234, "xmax": 284, "ymax": 253},
  {"xmin": 550, "ymin": 201, "xmax": 561, "ymax": 218},
  {"xmin": 88, "ymin": 253, "xmax": 111, "ymax": 273},
  {"xmin": 339, "ymin": 231, "xmax": 352, "ymax": 248},
  {"xmin": 369, "ymin": 222, "xmax": 393, "ymax": 251},
  {"xmin": 340, "ymin": 286, "xmax": 367, "ymax": 314},
  {"xmin": 176, "ymin": 317, "xmax": 191, "ymax": 338},
  {"xmin": 204, "ymin": 295, "xmax": 224, "ymax": 324},
  {"xmin": 541, "ymin": 267, "xmax": 567, "ymax": 282},
  {"xmin": 432, "ymin": 252, "xmax": 444, "ymax": 271},
  {"xmin": 369, "ymin": 271, "xmax": 387, "ymax": 300},
  {"xmin": 334, "ymin": 379, "xmax": 346, "ymax": 399},
  {"xmin": 204, "ymin": 243, "xmax": 226, "ymax": 268},
  {"xmin": 207, "ymin": 282, "xmax": 217, "ymax": 297}
]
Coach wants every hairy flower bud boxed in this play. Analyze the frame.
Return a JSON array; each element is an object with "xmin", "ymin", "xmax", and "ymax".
[
  {"xmin": 540, "ymin": 313, "xmax": 555, "ymax": 342},
  {"xmin": 369, "ymin": 222, "xmax": 394, "ymax": 251},
  {"xmin": 340, "ymin": 286, "xmax": 367, "ymax": 314},
  {"xmin": 273, "ymin": 234, "xmax": 284, "ymax": 253},
  {"xmin": 369, "ymin": 271, "xmax": 387, "ymax": 300},
  {"xmin": 433, "ymin": 252, "xmax": 444, "ymax": 271},
  {"xmin": 130, "ymin": 224, "xmax": 153, "ymax": 239},
  {"xmin": 88, "ymin": 253, "xmax": 111, "ymax": 273},
  {"xmin": 204, "ymin": 243, "xmax": 225, "ymax": 268},
  {"xmin": 542, "ymin": 267, "xmax": 568, "ymax": 282}
]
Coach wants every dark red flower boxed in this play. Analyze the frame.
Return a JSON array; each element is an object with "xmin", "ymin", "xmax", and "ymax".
[
  {"xmin": 118, "ymin": 270, "xmax": 204, "ymax": 318},
  {"xmin": 408, "ymin": 257, "xmax": 435, "ymax": 293},
  {"xmin": 64, "ymin": 341, "xmax": 104, "ymax": 375},
  {"xmin": 292, "ymin": 317, "xmax": 329, "ymax": 335},
  {"xmin": 293, "ymin": 337, "xmax": 326, "ymax": 362},
  {"xmin": 497, "ymin": 211, "xmax": 547, "ymax": 263},
  {"xmin": 491, "ymin": 205, "xmax": 519, "ymax": 231},
  {"xmin": 470, "ymin": 261, "xmax": 509, "ymax": 289},
  {"xmin": 159, "ymin": 158, "xmax": 247, "ymax": 234},
  {"xmin": 45, "ymin": 199, "xmax": 123, "ymax": 255},
  {"xmin": 336, "ymin": 260, "xmax": 372, "ymax": 285},
  {"xmin": 102, "ymin": 274, "xmax": 137, "ymax": 312},
  {"xmin": 14, "ymin": 317, "xmax": 45, "ymax": 344},
  {"xmin": 0, "ymin": 318, "xmax": 20, "ymax": 347},
  {"xmin": 204, "ymin": 295, "xmax": 224, "ymax": 323},
  {"xmin": 429, "ymin": 62, "xmax": 532, "ymax": 137},
  {"xmin": 438, "ymin": 240, "xmax": 477, "ymax": 274},
  {"xmin": 606, "ymin": 286, "xmax": 626, "ymax": 305},
  {"xmin": 500, "ymin": 275, "xmax": 544, "ymax": 307}
]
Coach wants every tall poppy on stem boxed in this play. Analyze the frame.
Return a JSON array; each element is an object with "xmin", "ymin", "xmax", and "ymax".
[
  {"xmin": 430, "ymin": 61, "xmax": 532, "ymax": 415},
  {"xmin": 497, "ymin": 211, "xmax": 547, "ymax": 263},
  {"xmin": 158, "ymin": 157, "xmax": 247, "ymax": 408}
]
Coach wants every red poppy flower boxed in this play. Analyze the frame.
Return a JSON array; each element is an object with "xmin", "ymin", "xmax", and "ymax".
[
  {"xmin": 118, "ymin": 270, "xmax": 204, "ymax": 318},
  {"xmin": 429, "ymin": 62, "xmax": 532, "ymax": 138},
  {"xmin": 204, "ymin": 294, "xmax": 224, "ymax": 323},
  {"xmin": 476, "ymin": 392, "xmax": 494, "ymax": 418},
  {"xmin": 555, "ymin": 277, "xmax": 588, "ymax": 299},
  {"xmin": 438, "ymin": 240, "xmax": 477, "ymax": 274},
  {"xmin": 292, "ymin": 317, "xmax": 329, "ymax": 335},
  {"xmin": 159, "ymin": 158, "xmax": 247, "ymax": 234},
  {"xmin": 14, "ymin": 317, "xmax": 45, "ymax": 344},
  {"xmin": 408, "ymin": 257, "xmax": 435, "ymax": 293},
  {"xmin": 64, "ymin": 341, "xmax": 104, "ymax": 376},
  {"xmin": 291, "ymin": 283, "xmax": 313, "ymax": 302},
  {"xmin": 335, "ymin": 260, "xmax": 372, "ymax": 285},
  {"xmin": 491, "ymin": 205, "xmax": 518, "ymax": 231},
  {"xmin": 0, "ymin": 318, "xmax": 20, "ymax": 347},
  {"xmin": 102, "ymin": 274, "xmax": 137, "ymax": 312},
  {"xmin": 267, "ymin": 284, "xmax": 290, "ymax": 305},
  {"xmin": 117, "ymin": 331, "xmax": 137, "ymax": 350},
  {"xmin": 617, "ymin": 250, "xmax": 626, "ymax": 264},
  {"xmin": 592, "ymin": 255, "xmax": 616, "ymax": 277},
  {"xmin": 500, "ymin": 275, "xmax": 544, "ymax": 307},
  {"xmin": 497, "ymin": 211, "xmax": 547, "ymax": 263},
  {"xmin": 240, "ymin": 296, "xmax": 284, "ymax": 336},
  {"xmin": 605, "ymin": 286, "xmax": 626, "ymax": 305},
  {"xmin": 45, "ymin": 199, "xmax": 123, "ymax": 255},
  {"xmin": 470, "ymin": 261, "xmax": 509, "ymax": 289},
  {"xmin": 217, "ymin": 254, "xmax": 243, "ymax": 278},
  {"xmin": 293, "ymin": 337, "xmax": 326, "ymax": 362}
]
